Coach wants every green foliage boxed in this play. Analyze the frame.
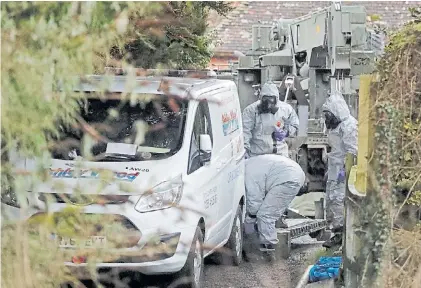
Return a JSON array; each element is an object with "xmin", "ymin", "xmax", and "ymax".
[
  {"xmin": 408, "ymin": 190, "xmax": 421, "ymax": 205},
  {"xmin": 1, "ymin": 223, "xmax": 74, "ymax": 288},
  {"xmin": 1, "ymin": 2, "xmax": 231, "ymax": 287},
  {"xmin": 409, "ymin": 7, "xmax": 421, "ymax": 19},
  {"xmin": 368, "ymin": 14, "xmax": 382, "ymax": 22},
  {"xmin": 355, "ymin": 194, "xmax": 391, "ymax": 287},
  {"xmin": 110, "ymin": 1, "xmax": 233, "ymax": 69},
  {"xmin": 358, "ymin": 6, "xmax": 421, "ymax": 287},
  {"xmin": 1, "ymin": 0, "xmax": 228, "ymax": 172},
  {"xmin": 2, "ymin": 4, "xmax": 135, "ymax": 286},
  {"xmin": 373, "ymin": 9, "xmax": 421, "ymax": 199},
  {"xmin": 307, "ymin": 248, "xmax": 337, "ymax": 266},
  {"xmin": 2, "ymin": 2, "xmax": 117, "ymax": 157}
]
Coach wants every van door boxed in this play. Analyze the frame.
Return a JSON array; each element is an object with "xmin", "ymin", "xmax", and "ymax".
[
  {"xmin": 206, "ymin": 97, "xmax": 235, "ymax": 242},
  {"xmin": 216, "ymin": 88, "xmax": 245, "ymax": 239},
  {"xmin": 185, "ymin": 100, "xmax": 220, "ymax": 247}
]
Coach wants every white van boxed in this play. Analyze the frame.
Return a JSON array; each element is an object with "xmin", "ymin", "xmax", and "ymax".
[{"xmin": 8, "ymin": 75, "xmax": 246, "ymax": 287}]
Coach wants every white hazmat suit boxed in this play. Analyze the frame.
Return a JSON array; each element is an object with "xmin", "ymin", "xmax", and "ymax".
[
  {"xmin": 245, "ymin": 154, "xmax": 306, "ymax": 245},
  {"xmin": 322, "ymin": 92, "xmax": 358, "ymax": 230},
  {"xmin": 242, "ymin": 83, "xmax": 299, "ymax": 158}
]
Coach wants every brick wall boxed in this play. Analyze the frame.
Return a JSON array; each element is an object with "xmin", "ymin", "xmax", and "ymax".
[{"xmin": 211, "ymin": 1, "xmax": 421, "ymax": 55}]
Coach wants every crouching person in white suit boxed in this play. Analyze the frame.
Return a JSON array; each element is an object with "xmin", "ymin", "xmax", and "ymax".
[{"xmin": 243, "ymin": 154, "xmax": 305, "ymax": 261}]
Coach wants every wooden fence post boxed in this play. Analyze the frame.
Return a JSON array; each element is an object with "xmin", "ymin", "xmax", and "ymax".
[{"xmin": 343, "ymin": 75, "xmax": 374, "ymax": 288}]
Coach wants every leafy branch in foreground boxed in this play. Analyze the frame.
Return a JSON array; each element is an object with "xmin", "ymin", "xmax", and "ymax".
[{"xmin": 1, "ymin": 2, "xmax": 233, "ymax": 287}]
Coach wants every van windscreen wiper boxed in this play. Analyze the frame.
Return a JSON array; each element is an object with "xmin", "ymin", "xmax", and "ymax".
[{"xmin": 100, "ymin": 154, "xmax": 138, "ymax": 162}]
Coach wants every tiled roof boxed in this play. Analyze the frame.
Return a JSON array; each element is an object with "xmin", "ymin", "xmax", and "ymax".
[{"xmin": 212, "ymin": 1, "xmax": 421, "ymax": 54}]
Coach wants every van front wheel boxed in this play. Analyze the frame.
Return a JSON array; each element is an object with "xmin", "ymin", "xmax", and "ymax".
[
  {"xmin": 226, "ymin": 205, "xmax": 243, "ymax": 266},
  {"xmin": 172, "ymin": 226, "xmax": 204, "ymax": 288}
]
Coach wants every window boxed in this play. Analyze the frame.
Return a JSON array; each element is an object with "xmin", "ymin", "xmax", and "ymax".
[
  {"xmin": 50, "ymin": 96, "xmax": 188, "ymax": 162},
  {"xmin": 188, "ymin": 101, "xmax": 213, "ymax": 174}
]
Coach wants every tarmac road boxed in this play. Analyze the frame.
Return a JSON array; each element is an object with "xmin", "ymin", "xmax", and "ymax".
[{"xmin": 77, "ymin": 235, "xmax": 323, "ymax": 288}]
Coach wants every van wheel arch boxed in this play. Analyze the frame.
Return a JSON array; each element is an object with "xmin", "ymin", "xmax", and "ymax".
[
  {"xmin": 239, "ymin": 196, "xmax": 245, "ymax": 208},
  {"xmin": 172, "ymin": 226, "xmax": 204, "ymax": 288},
  {"xmin": 238, "ymin": 196, "xmax": 245, "ymax": 222},
  {"xmin": 198, "ymin": 217, "xmax": 205, "ymax": 239},
  {"xmin": 208, "ymin": 204, "xmax": 244, "ymax": 266}
]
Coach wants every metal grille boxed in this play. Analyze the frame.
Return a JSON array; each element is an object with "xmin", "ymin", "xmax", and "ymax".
[
  {"xmin": 38, "ymin": 193, "xmax": 130, "ymax": 205},
  {"xmin": 29, "ymin": 212, "xmax": 138, "ymax": 231},
  {"xmin": 278, "ymin": 219, "xmax": 327, "ymax": 239}
]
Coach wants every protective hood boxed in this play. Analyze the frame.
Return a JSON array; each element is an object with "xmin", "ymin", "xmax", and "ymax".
[
  {"xmin": 258, "ymin": 82, "xmax": 279, "ymax": 114},
  {"xmin": 260, "ymin": 83, "xmax": 280, "ymax": 100},
  {"xmin": 322, "ymin": 91, "xmax": 351, "ymax": 122}
]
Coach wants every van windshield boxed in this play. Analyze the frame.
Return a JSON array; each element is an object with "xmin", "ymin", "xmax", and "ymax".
[{"xmin": 50, "ymin": 96, "xmax": 188, "ymax": 162}]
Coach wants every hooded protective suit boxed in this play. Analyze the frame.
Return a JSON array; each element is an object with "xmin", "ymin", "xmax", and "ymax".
[
  {"xmin": 322, "ymin": 92, "xmax": 358, "ymax": 230},
  {"xmin": 245, "ymin": 154, "xmax": 305, "ymax": 245},
  {"xmin": 242, "ymin": 83, "xmax": 299, "ymax": 158}
]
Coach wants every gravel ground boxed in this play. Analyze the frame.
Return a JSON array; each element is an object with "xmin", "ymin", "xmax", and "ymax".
[
  {"xmin": 203, "ymin": 235, "xmax": 323, "ymax": 288},
  {"xmin": 76, "ymin": 235, "xmax": 323, "ymax": 288}
]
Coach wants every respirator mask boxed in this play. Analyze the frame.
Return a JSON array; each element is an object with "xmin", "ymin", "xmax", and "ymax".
[
  {"xmin": 260, "ymin": 95, "xmax": 278, "ymax": 114},
  {"xmin": 323, "ymin": 110, "xmax": 341, "ymax": 130}
]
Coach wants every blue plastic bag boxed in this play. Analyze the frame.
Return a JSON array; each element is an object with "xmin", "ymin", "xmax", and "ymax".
[
  {"xmin": 317, "ymin": 256, "xmax": 342, "ymax": 267},
  {"xmin": 309, "ymin": 256, "xmax": 342, "ymax": 283}
]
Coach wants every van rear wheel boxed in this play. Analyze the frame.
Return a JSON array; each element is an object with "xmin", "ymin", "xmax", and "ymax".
[{"xmin": 172, "ymin": 226, "xmax": 204, "ymax": 288}]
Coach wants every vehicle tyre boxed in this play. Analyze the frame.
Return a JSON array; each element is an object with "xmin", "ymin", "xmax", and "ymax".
[
  {"xmin": 209, "ymin": 205, "xmax": 243, "ymax": 266},
  {"xmin": 173, "ymin": 226, "xmax": 204, "ymax": 288},
  {"xmin": 226, "ymin": 205, "xmax": 243, "ymax": 266}
]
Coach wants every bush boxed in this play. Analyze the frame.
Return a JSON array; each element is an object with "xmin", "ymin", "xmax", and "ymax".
[{"xmin": 358, "ymin": 7, "xmax": 421, "ymax": 287}]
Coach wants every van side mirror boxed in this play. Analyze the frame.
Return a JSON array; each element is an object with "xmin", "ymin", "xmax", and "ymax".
[{"xmin": 199, "ymin": 134, "xmax": 212, "ymax": 164}]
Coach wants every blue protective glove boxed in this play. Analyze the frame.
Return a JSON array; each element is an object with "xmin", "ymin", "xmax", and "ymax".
[
  {"xmin": 274, "ymin": 127, "xmax": 288, "ymax": 142},
  {"xmin": 337, "ymin": 167, "xmax": 346, "ymax": 182}
]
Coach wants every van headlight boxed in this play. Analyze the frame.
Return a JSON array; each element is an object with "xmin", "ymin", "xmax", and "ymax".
[{"xmin": 135, "ymin": 175, "xmax": 183, "ymax": 213}]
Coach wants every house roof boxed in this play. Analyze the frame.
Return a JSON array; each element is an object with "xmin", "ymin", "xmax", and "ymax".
[{"xmin": 212, "ymin": 1, "xmax": 421, "ymax": 55}]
